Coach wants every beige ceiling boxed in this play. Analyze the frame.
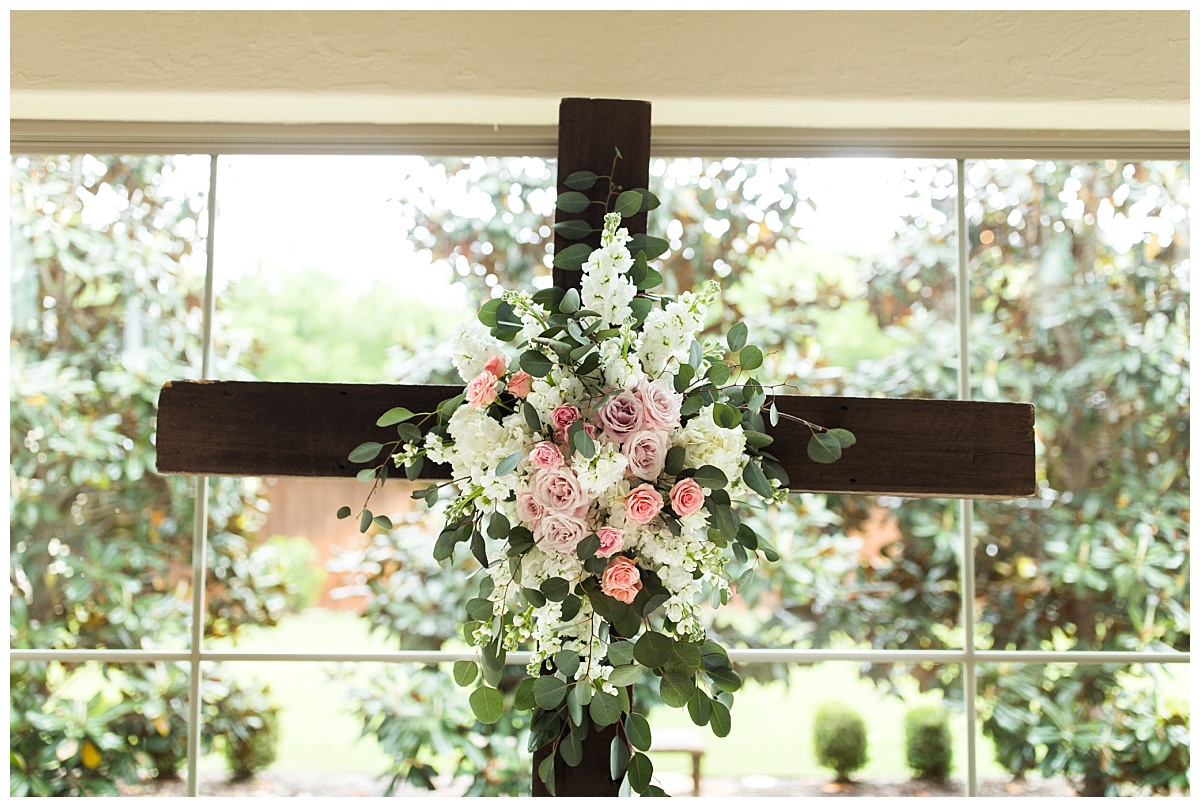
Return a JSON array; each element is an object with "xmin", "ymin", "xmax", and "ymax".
[{"xmin": 10, "ymin": 10, "xmax": 1190, "ymax": 131}]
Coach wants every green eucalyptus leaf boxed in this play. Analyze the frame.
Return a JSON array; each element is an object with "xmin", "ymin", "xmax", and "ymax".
[
  {"xmin": 348, "ymin": 442, "xmax": 383, "ymax": 463},
  {"xmin": 743, "ymin": 461, "xmax": 774, "ymax": 499},
  {"xmin": 520, "ymin": 350, "xmax": 553, "ymax": 378},
  {"xmin": 561, "ymin": 725, "xmax": 584, "ymax": 766},
  {"xmin": 687, "ymin": 689, "xmax": 713, "ymax": 726},
  {"xmin": 807, "ymin": 431, "xmax": 843, "ymax": 463},
  {"xmin": 740, "ymin": 344, "xmax": 764, "ymax": 372},
  {"xmin": 692, "ymin": 465, "xmax": 729, "ymax": 489},
  {"xmin": 376, "ymin": 407, "xmax": 416, "ymax": 427},
  {"xmin": 707, "ymin": 361, "xmax": 730, "ymax": 386},
  {"xmin": 564, "ymin": 170, "xmax": 598, "ymax": 190},
  {"xmin": 614, "ymin": 190, "xmax": 643, "ymax": 218},
  {"xmin": 589, "ymin": 690, "xmax": 622, "ymax": 727},
  {"xmin": 559, "ymin": 287, "xmax": 581, "ymax": 314},
  {"xmin": 627, "ymin": 233, "xmax": 670, "ymax": 260},
  {"xmin": 611, "ymin": 737, "xmax": 628, "ymax": 780},
  {"xmin": 555, "ymin": 190, "xmax": 591, "ymax": 213},
  {"xmin": 358, "ymin": 508, "xmax": 373, "ymax": 534},
  {"xmin": 659, "ymin": 671, "xmax": 696, "ymax": 707},
  {"xmin": 533, "ymin": 676, "xmax": 571, "ymax": 710},
  {"xmin": 633, "ymin": 631, "xmax": 673, "ymax": 669},
  {"xmin": 496, "ymin": 449, "xmax": 524, "ymax": 477},
  {"xmin": 828, "ymin": 427, "xmax": 857, "ymax": 448},
  {"xmin": 576, "ymin": 533, "xmax": 600, "ymax": 560},
  {"xmin": 712, "ymin": 402, "xmax": 741, "ymax": 430},
  {"xmin": 707, "ymin": 665, "xmax": 743, "ymax": 693},
  {"xmin": 469, "ymin": 686, "xmax": 504, "ymax": 724},
  {"xmin": 453, "ymin": 660, "xmax": 479, "ymax": 687},
  {"xmin": 514, "ymin": 677, "xmax": 537, "ymax": 711},
  {"xmin": 607, "ymin": 664, "xmax": 643, "ymax": 688},
  {"xmin": 478, "ymin": 298, "xmax": 502, "ymax": 327},
  {"xmin": 336, "ymin": 506, "xmax": 352, "ymax": 520},
  {"xmin": 607, "ymin": 640, "xmax": 636, "ymax": 668},
  {"xmin": 727, "ymin": 322, "xmax": 748, "ymax": 353},
  {"xmin": 626, "ymin": 711, "xmax": 653, "ymax": 752},
  {"xmin": 627, "ymin": 752, "xmax": 654, "ymax": 794},
  {"xmin": 541, "ymin": 577, "xmax": 570, "ymax": 602},
  {"xmin": 709, "ymin": 699, "xmax": 732, "ymax": 738}
]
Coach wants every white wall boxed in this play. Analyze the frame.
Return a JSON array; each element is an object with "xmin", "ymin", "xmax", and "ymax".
[{"xmin": 10, "ymin": 10, "xmax": 1189, "ymax": 131}]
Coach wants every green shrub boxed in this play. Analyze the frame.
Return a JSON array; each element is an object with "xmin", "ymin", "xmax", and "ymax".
[
  {"xmin": 225, "ymin": 710, "xmax": 280, "ymax": 782},
  {"xmin": 904, "ymin": 704, "xmax": 953, "ymax": 779},
  {"xmin": 204, "ymin": 677, "xmax": 281, "ymax": 782},
  {"xmin": 813, "ymin": 701, "xmax": 868, "ymax": 781}
]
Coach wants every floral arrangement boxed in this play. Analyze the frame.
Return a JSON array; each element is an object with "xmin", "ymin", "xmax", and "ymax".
[{"xmin": 343, "ymin": 165, "xmax": 852, "ymax": 796}]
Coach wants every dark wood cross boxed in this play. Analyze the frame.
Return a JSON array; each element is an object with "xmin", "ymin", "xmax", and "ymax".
[{"xmin": 157, "ymin": 98, "xmax": 1034, "ymax": 797}]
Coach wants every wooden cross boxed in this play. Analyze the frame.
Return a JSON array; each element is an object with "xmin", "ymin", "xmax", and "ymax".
[{"xmin": 157, "ymin": 98, "xmax": 1035, "ymax": 797}]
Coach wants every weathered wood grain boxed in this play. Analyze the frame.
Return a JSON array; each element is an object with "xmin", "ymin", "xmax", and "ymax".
[{"xmin": 155, "ymin": 380, "xmax": 1034, "ymax": 499}]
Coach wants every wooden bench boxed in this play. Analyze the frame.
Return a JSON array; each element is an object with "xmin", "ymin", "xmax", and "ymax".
[{"xmin": 651, "ymin": 728, "xmax": 706, "ymax": 796}]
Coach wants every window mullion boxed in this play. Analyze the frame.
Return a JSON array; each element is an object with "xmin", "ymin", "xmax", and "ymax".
[{"xmin": 185, "ymin": 154, "xmax": 220, "ymax": 799}]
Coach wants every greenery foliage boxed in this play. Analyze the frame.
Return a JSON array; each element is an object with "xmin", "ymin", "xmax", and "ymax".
[
  {"xmin": 813, "ymin": 700, "xmax": 868, "ymax": 780},
  {"xmin": 903, "ymin": 704, "xmax": 953, "ymax": 779}
]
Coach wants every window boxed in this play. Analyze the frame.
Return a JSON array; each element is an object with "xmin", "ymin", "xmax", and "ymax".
[{"xmin": 10, "ymin": 133, "xmax": 1189, "ymax": 798}]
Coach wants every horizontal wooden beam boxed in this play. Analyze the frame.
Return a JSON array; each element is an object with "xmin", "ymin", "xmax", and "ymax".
[{"xmin": 157, "ymin": 381, "xmax": 1035, "ymax": 500}]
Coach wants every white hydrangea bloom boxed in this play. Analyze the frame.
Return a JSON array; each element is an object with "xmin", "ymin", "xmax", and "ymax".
[
  {"xmin": 677, "ymin": 404, "xmax": 748, "ymax": 489},
  {"xmin": 575, "ymin": 441, "xmax": 628, "ymax": 501},
  {"xmin": 447, "ymin": 319, "xmax": 508, "ymax": 383}
]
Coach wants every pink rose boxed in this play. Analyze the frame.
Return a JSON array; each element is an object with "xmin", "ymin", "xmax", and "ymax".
[
  {"xmin": 600, "ymin": 556, "xmax": 643, "ymax": 605},
  {"xmin": 536, "ymin": 512, "xmax": 588, "ymax": 555},
  {"xmin": 596, "ymin": 527, "xmax": 624, "ymax": 558},
  {"xmin": 638, "ymin": 379, "xmax": 683, "ymax": 431},
  {"xmin": 595, "ymin": 390, "xmax": 645, "ymax": 444},
  {"xmin": 622, "ymin": 430, "xmax": 669, "ymax": 481},
  {"xmin": 670, "ymin": 478, "xmax": 705, "ymax": 517},
  {"xmin": 556, "ymin": 421, "xmax": 597, "ymax": 445},
  {"xmin": 529, "ymin": 441, "xmax": 564, "ymax": 470},
  {"xmin": 483, "ymin": 355, "xmax": 507, "ymax": 377},
  {"xmin": 625, "ymin": 483, "xmax": 664, "ymax": 525},
  {"xmin": 516, "ymin": 490, "xmax": 547, "ymax": 527},
  {"xmin": 507, "ymin": 370, "xmax": 533, "ymax": 398},
  {"xmin": 465, "ymin": 371, "xmax": 498, "ymax": 408},
  {"xmin": 531, "ymin": 467, "xmax": 584, "ymax": 513},
  {"xmin": 551, "ymin": 405, "xmax": 581, "ymax": 432}
]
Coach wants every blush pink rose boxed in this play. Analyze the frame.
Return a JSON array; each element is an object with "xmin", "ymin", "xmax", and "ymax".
[
  {"xmin": 483, "ymin": 355, "xmax": 507, "ymax": 377},
  {"xmin": 596, "ymin": 527, "xmax": 624, "ymax": 558},
  {"xmin": 595, "ymin": 390, "xmax": 645, "ymax": 444},
  {"xmin": 529, "ymin": 441, "xmax": 564, "ymax": 470},
  {"xmin": 531, "ymin": 467, "xmax": 584, "ymax": 513},
  {"xmin": 638, "ymin": 379, "xmax": 683, "ymax": 431},
  {"xmin": 536, "ymin": 512, "xmax": 588, "ymax": 555},
  {"xmin": 625, "ymin": 483, "xmax": 664, "ymax": 525},
  {"xmin": 600, "ymin": 556, "xmax": 643, "ymax": 605},
  {"xmin": 551, "ymin": 405, "xmax": 581, "ymax": 432},
  {"xmin": 622, "ymin": 429, "xmax": 669, "ymax": 481},
  {"xmin": 516, "ymin": 490, "xmax": 547, "ymax": 526},
  {"xmin": 507, "ymin": 370, "xmax": 533, "ymax": 398},
  {"xmin": 465, "ymin": 371, "xmax": 498, "ymax": 408},
  {"xmin": 670, "ymin": 478, "xmax": 706, "ymax": 517}
]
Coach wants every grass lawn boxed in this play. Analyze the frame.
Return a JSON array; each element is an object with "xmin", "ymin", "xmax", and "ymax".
[{"xmin": 200, "ymin": 607, "xmax": 1079, "ymax": 783}]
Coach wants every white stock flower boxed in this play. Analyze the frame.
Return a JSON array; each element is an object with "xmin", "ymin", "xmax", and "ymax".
[{"xmin": 448, "ymin": 319, "xmax": 507, "ymax": 383}]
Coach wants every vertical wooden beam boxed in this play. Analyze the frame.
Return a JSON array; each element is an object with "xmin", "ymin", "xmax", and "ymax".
[
  {"xmin": 532, "ymin": 97, "xmax": 651, "ymax": 798},
  {"xmin": 551, "ymin": 97, "xmax": 652, "ymax": 293}
]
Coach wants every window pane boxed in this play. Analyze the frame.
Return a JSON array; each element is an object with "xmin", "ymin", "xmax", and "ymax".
[
  {"xmin": 648, "ymin": 662, "xmax": 986, "ymax": 796},
  {"xmin": 10, "ymin": 661, "xmax": 190, "ymax": 796},
  {"xmin": 10, "ymin": 154, "xmax": 211, "ymax": 651},
  {"xmin": 967, "ymin": 159, "xmax": 1190, "ymax": 655},
  {"xmin": 978, "ymin": 661, "xmax": 1190, "ymax": 797}
]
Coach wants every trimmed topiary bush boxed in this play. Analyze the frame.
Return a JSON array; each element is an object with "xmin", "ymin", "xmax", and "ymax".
[
  {"xmin": 904, "ymin": 704, "xmax": 953, "ymax": 779},
  {"xmin": 813, "ymin": 701, "xmax": 868, "ymax": 781}
]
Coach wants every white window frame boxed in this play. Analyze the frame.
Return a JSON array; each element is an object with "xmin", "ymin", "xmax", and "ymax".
[{"xmin": 10, "ymin": 122, "xmax": 1191, "ymax": 798}]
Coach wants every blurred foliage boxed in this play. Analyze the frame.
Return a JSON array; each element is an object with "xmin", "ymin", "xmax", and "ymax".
[
  {"xmin": 9, "ymin": 155, "xmax": 284, "ymax": 792},
  {"xmin": 812, "ymin": 700, "xmax": 869, "ymax": 780},
  {"xmin": 904, "ymin": 703, "xmax": 953, "ymax": 779},
  {"xmin": 327, "ymin": 514, "xmax": 531, "ymax": 796}
]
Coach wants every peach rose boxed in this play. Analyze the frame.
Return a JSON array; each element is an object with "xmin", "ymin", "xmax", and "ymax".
[
  {"xmin": 596, "ymin": 527, "xmax": 624, "ymax": 558},
  {"xmin": 600, "ymin": 556, "xmax": 643, "ymax": 605},
  {"xmin": 483, "ymin": 355, "xmax": 507, "ymax": 377},
  {"xmin": 507, "ymin": 370, "xmax": 533, "ymax": 398},
  {"xmin": 670, "ymin": 478, "xmax": 705, "ymax": 517},
  {"xmin": 531, "ymin": 467, "xmax": 584, "ymax": 513},
  {"xmin": 623, "ymin": 429, "xmax": 669, "ymax": 481},
  {"xmin": 465, "ymin": 371, "xmax": 498, "ymax": 408},
  {"xmin": 625, "ymin": 483, "xmax": 664, "ymax": 525},
  {"xmin": 637, "ymin": 379, "xmax": 683, "ymax": 431},
  {"xmin": 529, "ymin": 441, "xmax": 564, "ymax": 470}
]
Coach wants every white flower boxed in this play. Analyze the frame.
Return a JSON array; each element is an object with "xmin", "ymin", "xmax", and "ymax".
[{"xmin": 447, "ymin": 319, "xmax": 508, "ymax": 383}]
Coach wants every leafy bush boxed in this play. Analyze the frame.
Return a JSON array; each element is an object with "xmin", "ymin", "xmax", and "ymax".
[
  {"xmin": 904, "ymin": 704, "xmax": 952, "ymax": 779},
  {"xmin": 813, "ymin": 701, "xmax": 868, "ymax": 781},
  {"xmin": 9, "ymin": 154, "xmax": 291, "ymax": 794}
]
